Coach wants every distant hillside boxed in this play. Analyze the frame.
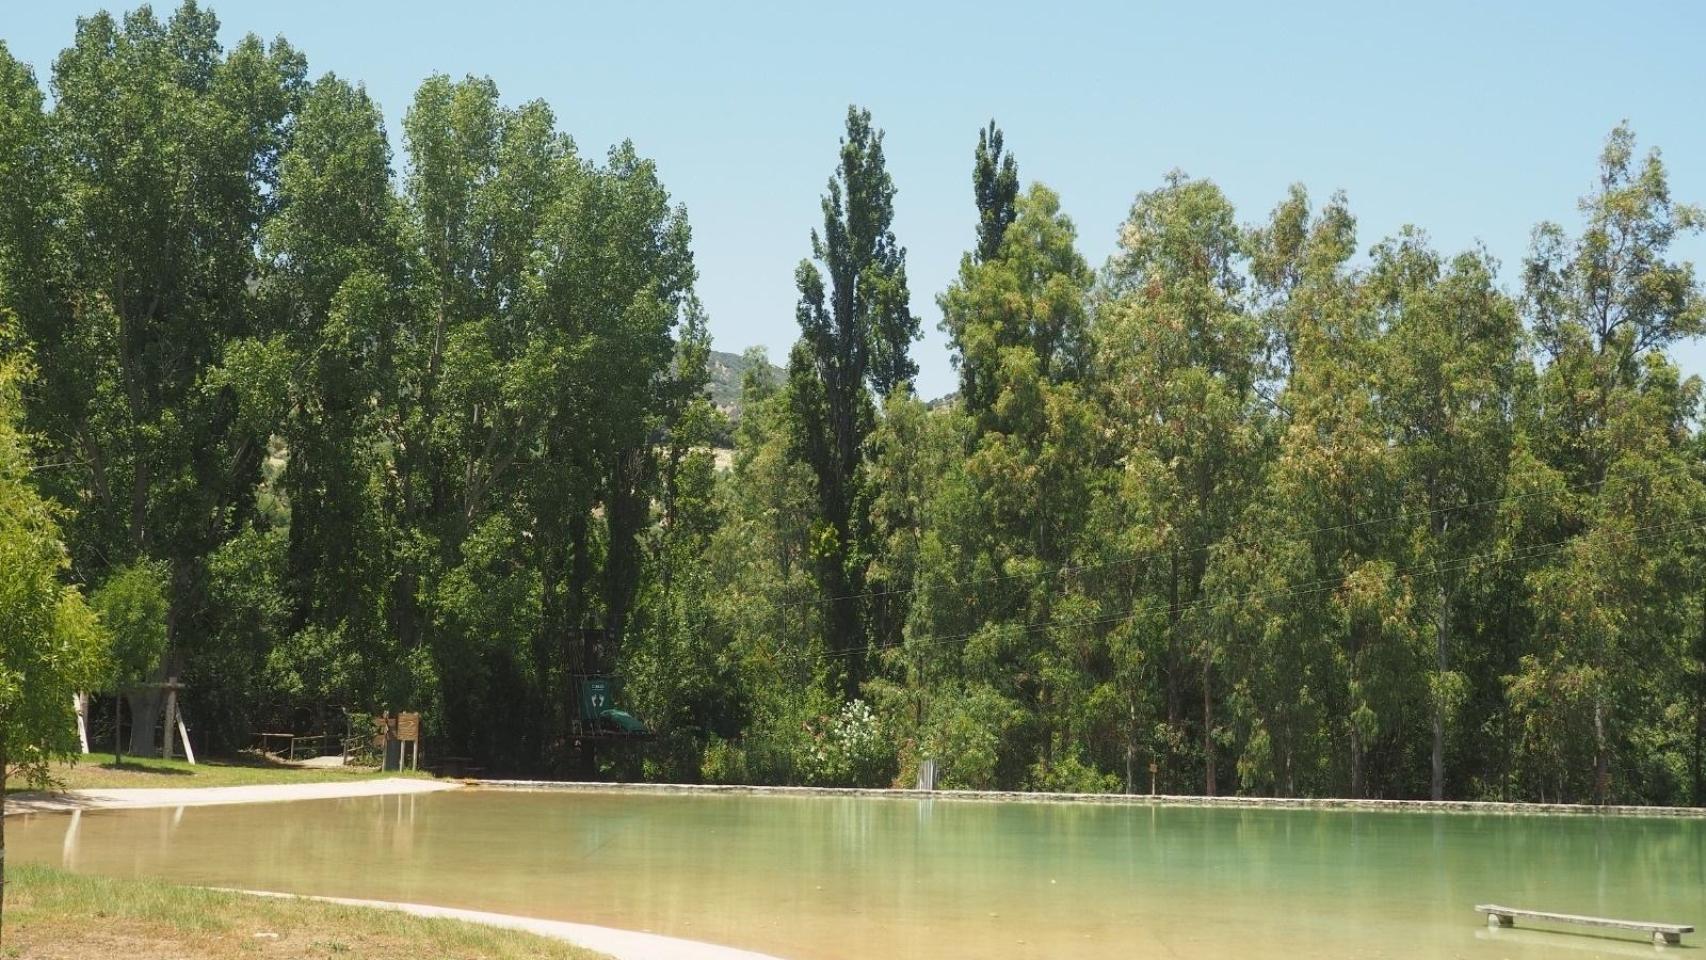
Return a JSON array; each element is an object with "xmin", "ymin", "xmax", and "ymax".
[
  {"xmin": 703, "ymin": 348, "xmax": 955, "ymax": 419},
  {"xmin": 706, "ymin": 348, "xmax": 784, "ymax": 416}
]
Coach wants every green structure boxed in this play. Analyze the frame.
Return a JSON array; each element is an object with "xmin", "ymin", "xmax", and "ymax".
[{"xmin": 573, "ymin": 675, "xmax": 651, "ymax": 738}]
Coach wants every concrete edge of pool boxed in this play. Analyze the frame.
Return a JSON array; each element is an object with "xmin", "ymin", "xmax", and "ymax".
[
  {"xmin": 221, "ymin": 889, "xmax": 795, "ymax": 960},
  {"xmin": 9, "ymin": 775, "xmax": 1702, "ymax": 819},
  {"xmin": 471, "ymin": 779, "xmax": 1706, "ymax": 818}
]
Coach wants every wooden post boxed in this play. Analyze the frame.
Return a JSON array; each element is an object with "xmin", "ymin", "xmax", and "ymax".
[{"xmin": 396, "ymin": 713, "xmax": 421, "ymax": 771}]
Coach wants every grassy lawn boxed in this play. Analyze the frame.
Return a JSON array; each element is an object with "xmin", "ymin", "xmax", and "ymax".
[
  {"xmin": 40, "ymin": 754, "xmax": 435, "ymax": 791},
  {"xmin": 1, "ymin": 863, "xmax": 606, "ymax": 960}
]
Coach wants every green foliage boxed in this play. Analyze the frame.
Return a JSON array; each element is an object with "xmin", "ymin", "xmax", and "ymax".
[
  {"xmin": 91, "ymin": 560, "xmax": 169, "ymax": 691},
  {"xmin": 0, "ymin": 323, "xmax": 108, "ymax": 785},
  {"xmin": 797, "ymin": 699, "xmax": 894, "ymax": 787},
  {"xmin": 2, "ymin": 11, "xmax": 1704, "ymax": 806},
  {"xmin": 788, "ymin": 105, "xmax": 920, "ymax": 700},
  {"xmin": 972, "ymin": 121, "xmax": 1020, "ymax": 263}
]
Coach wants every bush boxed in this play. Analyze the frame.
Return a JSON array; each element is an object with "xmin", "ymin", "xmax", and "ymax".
[
  {"xmin": 799, "ymin": 699, "xmax": 895, "ymax": 787},
  {"xmin": 700, "ymin": 734, "xmax": 749, "ymax": 784}
]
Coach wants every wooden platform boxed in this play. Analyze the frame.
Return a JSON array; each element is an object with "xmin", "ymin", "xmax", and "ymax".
[{"xmin": 1477, "ymin": 904, "xmax": 1694, "ymax": 946}]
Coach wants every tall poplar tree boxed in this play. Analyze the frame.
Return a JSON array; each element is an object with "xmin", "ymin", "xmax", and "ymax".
[
  {"xmin": 788, "ymin": 106, "xmax": 919, "ymax": 699},
  {"xmin": 973, "ymin": 121, "xmax": 1020, "ymax": 264},
  {"xmin": 11, "ymin": 3, "xmax": 305, "ymax": 752}
]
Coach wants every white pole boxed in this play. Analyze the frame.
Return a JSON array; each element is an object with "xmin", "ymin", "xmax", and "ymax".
[{"xmin": 177, "ymin": 713, "xmax": 196, "ymax": 765}]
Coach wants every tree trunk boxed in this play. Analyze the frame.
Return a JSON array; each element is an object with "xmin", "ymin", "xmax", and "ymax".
[
  {"xmin": 127, "ymin": 685, "xmax": 161, "ymax": 757},
  {"xmin": 1125, "ymin": 738, "xmax": 1135, "ymax": 795},
  {"xmin": 1432, "ymin": 580, "xmax": 1448, "ymax": 801},
  {"xmin": 1592, "ymin": 697, "xmax": 1609, "ymax": 805},
  {"xmin": 2, "ymin": 736, "xmax": 9, "ymax": 950},
  {"xmin": 1350, "ymin": 725, "xmax": 1365, "ymax": 799},
  {"xmin": 114, "ymin": 695, "xmax": 125, "ymax": 765},
  {"xmin": 1694, "ymin": 688, "xmax": 1704, "ymax": 807},
  {"xmin": 1694, "ymin": 693, "xmax": 1704, "ymax": 807},
  {"xmin": 1165, "ymin": 553, "xmax": 1180, "ymax": 779},
  {"xmin": 1202, "ymin": 657, "xmax": 1216, "ymax": 796},
  {"xmin": 1694, "ymin": 588, "xmax": 1705, "ymax": 806},
  {"xmin": 1283, "ymin": 734, "xmax": 1295, "ymax": 798}
]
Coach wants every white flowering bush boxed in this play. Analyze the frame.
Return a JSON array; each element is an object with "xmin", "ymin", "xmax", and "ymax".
[{"xmin": 800, "ymin": 698, "xmax": 894, "ymax": 787}]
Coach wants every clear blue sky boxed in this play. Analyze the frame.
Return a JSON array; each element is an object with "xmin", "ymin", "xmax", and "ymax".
[{"xmin": 8, "ymin": 0, "xmax": 1706, "ymax": 398}]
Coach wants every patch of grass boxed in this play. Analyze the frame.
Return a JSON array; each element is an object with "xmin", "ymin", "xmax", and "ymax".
[
  {"xmin": 2, "ymin": 863, "xmax": 606, "ymax": 960},
  {"xmin": 40, "ymin": 754, "xmax": 435, "ymax": 791}
]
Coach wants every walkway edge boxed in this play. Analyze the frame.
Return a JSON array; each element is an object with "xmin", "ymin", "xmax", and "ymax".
[
  {"xmin": 474, "ymin": 779, "xmax": 1706, "ymax": 818},
  {"xmin": 223, "ymin": 889, "xmax": 793, "ymax": 960}
]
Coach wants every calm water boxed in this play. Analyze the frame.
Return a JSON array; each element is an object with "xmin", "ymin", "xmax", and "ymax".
[{"xmin": 10, "ymin": 790, "xmax": 1705, "ymax": 959}]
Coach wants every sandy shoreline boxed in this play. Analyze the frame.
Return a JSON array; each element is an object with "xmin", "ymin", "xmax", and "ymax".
[
  {"xmin": 8, "ymin": 777, "xmax": 794, "ymax": 960},
  {"xmin": 4, "ymin": 776, "xmax": 457, "ymax": 815}
]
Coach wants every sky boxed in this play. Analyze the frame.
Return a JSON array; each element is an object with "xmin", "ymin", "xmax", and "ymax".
[{"xmin": 7, "ymin": 0, "xmax": 1706, "ymax": 399}]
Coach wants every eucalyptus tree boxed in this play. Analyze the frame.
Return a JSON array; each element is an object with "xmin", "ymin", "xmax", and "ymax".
[
  {"xmin": 1206, "ymin": 187, "xmax": 1378, "ymax": 797},
  {"xmin": 920, "ymin": 182, "xmax": 1099, "ymax": 788},
  {"xmin": 1093, "ymin": 173, "xmax": 1264, "ymax": 795},
  {"xmin": 701, "ymin": 353, "xmax": 831, "ymax": 782},
  {"xmin": 1368, "ymin": 231, "xmax": 1520, "ymax": 800},
  {"xmin": 1514, "ymin": 124, "xmax": 1705, "ymax": 803},
  {"xmin": 788, "ymin": 106, "xmax": 919, "ymax": 699}
]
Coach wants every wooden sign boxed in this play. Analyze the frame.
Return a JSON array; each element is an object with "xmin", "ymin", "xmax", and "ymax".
[{"xmin": 396, "ymin": 712, "xmax": 420, "ymax": 743}]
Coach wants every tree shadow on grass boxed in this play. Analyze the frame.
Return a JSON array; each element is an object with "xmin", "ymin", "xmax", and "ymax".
[{"xmin": 85, "ymin": 760, "xmax": 195, "ymax": 776}]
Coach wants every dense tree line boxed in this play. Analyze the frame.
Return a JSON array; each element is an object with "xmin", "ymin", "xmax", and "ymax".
[{"xmin": 2, "ymin": 3, "xmax": 1703, "ymax": 802}]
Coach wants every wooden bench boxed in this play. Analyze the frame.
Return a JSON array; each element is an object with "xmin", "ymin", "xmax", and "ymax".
[{"xmin": 1478, "ymin": 904, "xmax": 1693, "ymax": 946}]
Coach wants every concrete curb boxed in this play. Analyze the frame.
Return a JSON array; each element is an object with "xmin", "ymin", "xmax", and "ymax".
[
  {"xmin": 224, "ymin": 889, "xmax": 793, "ymax": 960},
  {"xmin": 472, "ymin": 778, "xmax": 1706, "ymax": 818}
]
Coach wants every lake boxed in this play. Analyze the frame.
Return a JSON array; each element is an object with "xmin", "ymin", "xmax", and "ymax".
[{"xmin": 10, "ymin": 789, "xmax": 1704, "ymax": 958}]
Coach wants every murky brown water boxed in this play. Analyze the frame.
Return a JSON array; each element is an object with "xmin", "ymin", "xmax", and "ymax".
[{"xmin": 9, "ymin": 790, "xmax": 1704, "ymax": 958}]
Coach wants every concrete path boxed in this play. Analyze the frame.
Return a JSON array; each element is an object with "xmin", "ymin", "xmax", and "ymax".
[
  {"xmin": 6, "ymin": 776, "xmax": 455, "ymax": 814},
  {"xmin": 231, "ymin": 890, "xmax": 794, "ymax": 960}
]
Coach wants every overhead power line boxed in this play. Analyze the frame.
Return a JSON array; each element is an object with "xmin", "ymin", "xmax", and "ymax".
[
  {"xmin": 759, "ymin": 459, "xmax": 1704, "ymax": 618},
  {"xmin": 766, "ymin": 510, "xmax": 1706, "ymax": 669}
]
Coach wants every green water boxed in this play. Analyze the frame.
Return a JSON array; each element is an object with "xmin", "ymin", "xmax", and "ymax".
[{"xmin": 10, "ymin": 791, "xmax": 1704, "ymax": 958}]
